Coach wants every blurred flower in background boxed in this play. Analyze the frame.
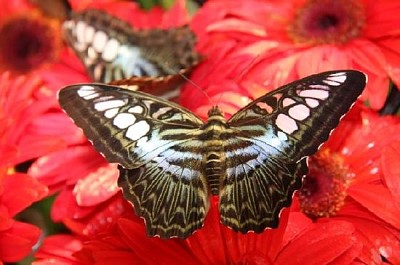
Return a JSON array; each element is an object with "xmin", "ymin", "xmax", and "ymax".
[
  {"xmin": 0, "ymin": 0, "xmax": 399, "ymax": 264},
  {"xmin": 0, "ymin": 0, "xmax": 64, "ymax": 76}
]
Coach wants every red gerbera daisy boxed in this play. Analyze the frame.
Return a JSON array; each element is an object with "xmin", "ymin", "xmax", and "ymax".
[
  {"xmin": 296, "ymin": 106, "xmax": 400, "ymax": 264},
  {"xmin": 0, "ymin": 0, "xmax": 64, "ymax": 76},
  {"xmin": 184, "ymin": 0, "xmax": 400, "ymax": 111}
]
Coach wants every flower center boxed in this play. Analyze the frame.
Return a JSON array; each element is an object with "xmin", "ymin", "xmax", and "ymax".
[
  {"xmin": 0, "ymin": 13, "xmax": 61, "ymax": 74},
  {"xmin": 298, "ymin": 148, "xmax": 352, "ymax": 219},
  {"xmin": 288, "ymin": 0, "xmax": 365, "ymax": 45}
]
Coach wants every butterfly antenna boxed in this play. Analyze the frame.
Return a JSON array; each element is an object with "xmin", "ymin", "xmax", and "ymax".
[
  {"xmin": 214, "ymin": 55, "xmax": 261, "ymax": 107},
  {"xmin": 163, "ymin": 60, "xmax": 215, "ymax": 106},
  {"xmin": 177, "ymin": 71, "xmax": 215, "ymax": 106}
]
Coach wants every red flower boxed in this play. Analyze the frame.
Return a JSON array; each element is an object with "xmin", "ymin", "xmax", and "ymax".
[
  {"xmin": 296, "ymin": 106, "xmax": 400, "ymax": 264},
  {"xmin": 0, "ymin": 173, "xmax": 48, "ymax": 263},
  {"xmin": 0, "ymin": 0, "xmax": 64, "ymax": 76},
  {"xmin": 184, "ymin": 0, "xmax": 400, "ymax": 111}
]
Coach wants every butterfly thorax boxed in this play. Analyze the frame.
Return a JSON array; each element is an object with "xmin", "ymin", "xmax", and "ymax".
[{"xmin": 201, "ymin": 106, "xmax": 228, "ymax": 195}]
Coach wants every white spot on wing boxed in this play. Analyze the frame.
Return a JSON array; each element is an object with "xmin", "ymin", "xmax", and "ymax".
[
  {"xmin": 128, "ymin": 106, "xmax": 144, "ymax": 114},
  {"xmin": 126, "ymin": 120, "xmax": 150, "ymax": 140},
  {"xmin": 102, "ymin": 38, "xmax": 120, "ymax": 61},
  {"xmin": 94, "ymin": 99, "xmax": 126, "ymax": 111},
  {"xmin": 282, "ymin": 98, "xmax": 296, "ymax": 107},
  {"xmin": 77, "ymin": 86, "xmax": 95, "ymax": 97},
  {"xmin": 113, "ymin": 113, "xmax": 136, "ymax": 129},
  {"xmin": 255, "ymin": 102, "xmax": 273, "ymax": 113},
  {"xmin": 93, "ymin": 30, "xmax": 108, "ymax": 53},
  {"xmin": 288, "ymin": 104, "xmax": 310, "ymax": 121},
  {"xmin": 83, "ymin": 92, "xmax": 100, "ymax": 100},
  {"xmin": 299, "ymin": 89, "xmax": 329, "ymax": 100},
  {"xmin": 327, "ymin": 72, "xmax": 347, "ymax": 83},
  {"xmin": 305, "ymin": 98, "xmax": 319, "ymax": 108},
  {"xmin": 276, "ymin": 113, "xmax": 298, "ymax": 134},
  {"xmin": 87, "ymin": 46, "xmax": 98, "ymax": 60},
  {"xmin": 76, "ymin": 21, "xmax": 86, "ymax": 44},
  {"xmin": 309, "ymin": 84, "xmax": 329, "ymax": 89},
  {"xmin": 104, "ymin": 108, "xmax": 119, "ymax": 118},
  {"xmin": 85, "ymin": 26, "xmax": 95, "ymax": 44},
  {"xmin": 323, "ymin": 79, "xmax": 341, "ymax": 86}
]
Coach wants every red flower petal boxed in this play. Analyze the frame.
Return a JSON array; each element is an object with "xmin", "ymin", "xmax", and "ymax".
[
  {"xmin": 382, "ymin": 142, "xmax": 400, "ymax": 206},
  {"xmin": 34, "ymin": 235, "xmax": 83, "ymax": 265},
  {"xmin": 0, "ymin": 221, "xmax": 41, "ymax": 262},
  {"xmin": 29, "ymin": 146, "xmax": 106, "ymax": 194},
  {"xmin": 0, "ymin": 205, "xmax": 13, "ymax": 231},
  {"xmin": 348, "ymin": 184, "xmax": 400, "ymax": 229},
  {"xmin": 1, "ymin": 173, "xmax": 48, "ymax": 216},
  {"xmin": 74, "ymin": 164, "xmax": 119, "ymax": 207},
  {"xmin": 117, "ymin": 218, "xmax": 198, "ymax": 264},
  {"xmin": 275, "ymin": 221, "xmax": 358, "ymax": 265}
]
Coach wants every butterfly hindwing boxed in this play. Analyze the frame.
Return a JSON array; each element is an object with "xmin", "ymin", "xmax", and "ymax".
[
  {"xmin": 118, "ymin": 155, "xmax": 210, "ymax": 238},
  {"xmin": 219, "ymin": 70, "xmax": 366, "ymax": 233},
  {"xmin": 63, "ymin": 9, "xmax": 200, "ymax": 83}
]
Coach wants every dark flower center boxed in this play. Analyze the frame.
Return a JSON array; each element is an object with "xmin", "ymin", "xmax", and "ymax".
[
  {"xmin": 298, "ymin": 148, "xmax": 352, "ymax": 219},
  {"xmin": 288, "ymin": 0, "xmax": 365, "ymax": 45},
  {"xmin": 0, "ymin": 14, "xmax": 60, "ymax": 73}
]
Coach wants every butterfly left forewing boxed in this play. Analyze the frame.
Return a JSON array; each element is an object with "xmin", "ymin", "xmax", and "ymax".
[
  {"xmin": 219, "ymin": 70, "xmax": 366, "ymax": 233},
  {"xmin": 58, "ymin": 84, "xmax": 204, "ymax": 167}
]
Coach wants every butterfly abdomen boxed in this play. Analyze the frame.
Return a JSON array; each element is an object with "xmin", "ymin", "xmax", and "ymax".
[{"xmin": 201, "ymin": 106, "xmax": 229, "ymax": 195}]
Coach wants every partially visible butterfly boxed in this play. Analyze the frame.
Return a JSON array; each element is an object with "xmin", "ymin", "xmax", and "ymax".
[
  {"xmin": 63, "ymin": 9, "xmax": 200, "ymax": 84},
  {"xmin": 58, "ymin": 70, "xmax": 366, "ymax": 239}
]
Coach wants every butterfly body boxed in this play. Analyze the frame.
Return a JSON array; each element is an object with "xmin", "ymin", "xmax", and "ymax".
[{"xmin": 59, "ymin": 70, "xmax": 366, "ymax": 238}]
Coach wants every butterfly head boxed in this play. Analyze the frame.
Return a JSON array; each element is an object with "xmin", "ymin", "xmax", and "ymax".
[{"xmin": 207, "ymin": 106, "xmax": 225, "ymax": 121}]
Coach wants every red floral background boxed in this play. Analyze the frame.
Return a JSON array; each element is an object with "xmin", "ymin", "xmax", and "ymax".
[{"xmin": 0, "ymin": 0, "xmax": 400, "ymax": 264}]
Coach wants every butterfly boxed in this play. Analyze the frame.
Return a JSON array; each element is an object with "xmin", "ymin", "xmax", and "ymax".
[
  {"xmin": 58, "ymin": 70, "xmax": 366, "ymax": 239},
  {"xmin": 63, "ymin": 9, "xmax": 200, "ymax": 84}
]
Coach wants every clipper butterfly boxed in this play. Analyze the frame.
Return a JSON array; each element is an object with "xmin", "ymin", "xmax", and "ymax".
[
  {"xmin": 63, "ymin": 9, "xmax": 200, "ymax": 99},
  {"xmin": 58, "ymin": 70, "xmax": 366, "ymax": 238}
]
